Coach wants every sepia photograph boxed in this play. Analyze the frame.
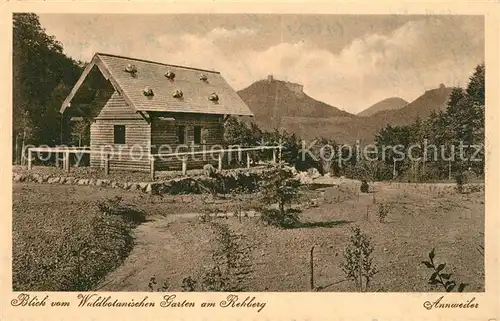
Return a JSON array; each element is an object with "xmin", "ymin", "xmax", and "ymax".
[{"xmin": 11, "ymin": 12, "xmax": 486, "ymax": 295}]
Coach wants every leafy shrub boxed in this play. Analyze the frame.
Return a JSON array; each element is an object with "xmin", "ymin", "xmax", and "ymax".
[
  {"xmin": 203, "ymin": 164, "xmax": 217, "ymax": 177},
  {"xmin": 176, "ymin": 221, "xmax": 243, "ymax": 292},
  {"xmin": 260, "ymin": 208, "xmax": 300, "ymax": 228},
  {"xmin": 181, "ymin": 276, "xmax": 197, "ymax": 292},
  {"xmin": 203, "ymin": 221, "xmax": 247, "ymax": 291},
  {"xmin": 200, "ymin": 266, "xmax": 231, "ymax": 291},
  {"xmin": 209, "ymin": 222, "xmax": 241, "ymax": 271},
  {"xmin": 377, "ymin": 203, "xmax": 389, "ymax": 223},
  {"xmin": 468, "ymin": 184, "xmax": 482, "ymax": 193},
  {"xmin": 422, "ymin": 248, "xmax": 468, "ymax": 292},
  {"xmin": 148, "ymin": 276, "xmax": 169, "ymax": 292},
  {"xmin": 341, "ymin": 226, "xmax": 377, "ymax": 291},
  {"xmin": 308, "ymin": 137, "xmax": 339, "ymax": 175},
  {"xmin": 455, "ymin": 172, "xmax": 466, "ymax": 193},
  {"xmin": 223, "ymin": 116, "xmax": 261, "ymax": 147},
  {"xmin": 259, "ymin": 164, "xmax": 302, "ymax": 227},
  {"xmin": 477, "ymin": 232, "xmax": 484, "ymax": 257},
  {"xmin": 360, "ymin": 180, "xmax": 369, "ymax": 193},
  {"xmin": 149, "ymin": 269, "xmax": 230, "ymax": 292},
  {"xmin": 178, "ymin": 267, "xmax": 230, "ymax": 292}
]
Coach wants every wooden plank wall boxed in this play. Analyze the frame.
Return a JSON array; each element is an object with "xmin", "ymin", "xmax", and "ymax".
[
  {"xmin": 151, "ymin": 113, "xmax": 224, "ymax": 170},
  {"xmin": 90, "ymin": 91, "xmax": 151, "ymax": 171},
  {"xmin": 88, "ymin": 91, "xmax": 228, "ymax": 172}
]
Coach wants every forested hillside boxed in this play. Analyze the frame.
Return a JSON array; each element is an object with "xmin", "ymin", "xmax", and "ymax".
[{"xmin": 13, "ymin": 13, "xmax": 84, "ymax": 164}]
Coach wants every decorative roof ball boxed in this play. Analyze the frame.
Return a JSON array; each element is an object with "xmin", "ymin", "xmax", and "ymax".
[
  {"xmin": 143, "ymin": 87, "xmax": 154, "ymax": 97},
  {"xmin": 165, "ymin": 70, "xmax": 176, "ymax": 79},
  {"xmin": 172, "ymin": 89, "xmax": 183, "ymax": 98},
  {"xmin": 199, "ymin": 73, "xmax": 208, "ymax": 81},
  {"xmin": 125, "ymin": 64, "xmax": 137, "ymax": 73},
  {"xmin": 208, "ymin": 92, "xmax": 219, "ymax": 102}
]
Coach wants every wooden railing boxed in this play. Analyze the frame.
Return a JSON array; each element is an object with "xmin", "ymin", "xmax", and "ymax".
[
  {"xmin": 26, "ymin": 145, "xmax": 282, "ymax": 179},
  {"xmin": 27, "ymin": 147, "xmax": 92, "ymax": 172},
  {"xmin": 150, "ymin": 145, "xmax": 282, "ymax": 179}
]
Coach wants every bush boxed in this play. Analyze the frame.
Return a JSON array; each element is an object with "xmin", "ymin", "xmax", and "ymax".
[
  {"xmin": 150, "ymin": 219, "xmax": 245, "ymax": 292},
  {"xmin": 149, "ymin": 268, "xmax": 231, "ymax": 292},
  {"xmin": 360, "ymin": 180, "xmax": 369, "ymax": 193},
  {"xmin": 377, "ymin": 203, "xmax": 389, "ymax": 223},
  {"xmin": 203, "ymin": 164, "xmax": 217, "ymax": 177},
  {"xmin": 178, "ymin": 267, "xmax": 231, "ymax": 292},
  {"xmin": 455, "ymin": 172, "xmax": 467, "ymax": 193},
  {"xmin": 148, "ymin": 276, "xmax": 169, "ymax": 292},
  {"xmin": 200, "ymin": 266, "xmax": 231, "ymax": 291},
  {"xmin": 422, "ymin": 248, "xmax": 468, "ymax": 292},
  {"xmin": 259, "ymin": 164, "xmax": 302, "ymax": 227},
  {"xmin": 181, "ymin": 276, "xmax": 197, "ymax": 292},
  {"xmin": 341, "ymin": 226, "xmax": 377, "ymax": 291},
  {"xmin": 260, "ymin": 208, "xmax": 300, "ymax": 228}
]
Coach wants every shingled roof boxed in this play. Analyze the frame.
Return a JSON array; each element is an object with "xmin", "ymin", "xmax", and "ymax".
[{"xmin": 60, "ymin": 52, "xmax": 254, "ymax": 116}]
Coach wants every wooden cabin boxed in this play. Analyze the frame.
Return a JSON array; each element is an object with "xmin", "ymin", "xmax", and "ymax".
[{"xmin": 60, "ymin": 53, "xmax": 254, "ymax": 171}]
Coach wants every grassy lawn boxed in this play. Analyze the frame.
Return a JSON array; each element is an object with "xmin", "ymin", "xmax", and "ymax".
[
  {"xmin": 12, "ymin": 181, "xmax": 484, "ymax": 292},
  {"xmin": 12, "ymin": 183, "xmax": 148, "ymax": 291}
]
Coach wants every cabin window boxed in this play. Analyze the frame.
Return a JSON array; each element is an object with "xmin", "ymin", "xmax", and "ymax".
[
  {"xmin": 113, "ymin": 125, "xmax": 126, "ymax": 144},
  {"xmin": 177, "ymin": 125, "xmax": 186, "ymax": 144},
  {"xmin": 194, "ymin": 126, "xmax": 203, "ymax": 144}
]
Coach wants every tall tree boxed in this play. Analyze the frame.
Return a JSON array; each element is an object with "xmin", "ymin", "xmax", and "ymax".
[
  {"xmin": 465, "ymin": 63, "xmax": 485, "ymax": 173},
  {"xmin": 371, "ymin": 63, "xmax": 485, "ymax": 180},
  {"xmin": 13, "ymin": 13, "xmax": 81, "ymax": 163}
]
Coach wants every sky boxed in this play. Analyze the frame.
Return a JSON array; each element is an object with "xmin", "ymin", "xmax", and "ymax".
[{"xmin": 38, "ymin": 14, "xmax": 484, "ymax": 114}]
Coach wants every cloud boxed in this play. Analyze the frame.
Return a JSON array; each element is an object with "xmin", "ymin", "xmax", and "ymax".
[
  {"xmin": 168, "ymin": 19, "xmax": 478, "ymax": 112},
  {"xmin": 152, "ymin": 18, "xmax": 483, "ymax": 113},
  {"xmin": 47, "ymin": 16, "xmax": 483, "ymax": 114},
  {"xmin": 209, "ymin": 27, "xmax": 257, "ymax": 38}
]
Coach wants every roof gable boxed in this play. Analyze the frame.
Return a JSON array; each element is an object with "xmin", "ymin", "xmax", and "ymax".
[{"xmin": 61, "ymin": 52, "xmax": 254, "ymax": 117}]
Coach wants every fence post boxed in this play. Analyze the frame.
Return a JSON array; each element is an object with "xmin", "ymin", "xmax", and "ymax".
[
  {"xmin": 246, "ymin": 152, "xmax": 251, "ymax": 168},
  {"xmin": 104, "ymin": 153, "xmax": 110, "ymax": 175},
  {"xmin": 150, "ymin": 156, "xmax": 155, "ymax": 181},
  {"xmin": 182, "ymin": 156, "xmax": 188, "ymax": 175},
  {"xmin": 272, "ymin": 149, "xmax": 277, "ymax": 163},
  {"xmin": 27, "ymin": 148, "xmax": 32, "ymax": 170},
  {"xmin": 310, "ymin": 246, "xmax": 315, "ymax": 290},
  {"xmin": 64, "ymin": 150, "xmax": 70, "ymax": 173},
  {"xmin": 56, "ymin": 152, "xmax": 62, "ymax": 168},
  {"xmin": 218, "ymin": 152, "xmax": 223, "ymax": 171},
  {"xmin": 278, "ymin": 145, "xmax": 282, "ymax": 162},
  {"xmin": 448, "ymin": 159, "xmax": 452, "ymax": 180}
]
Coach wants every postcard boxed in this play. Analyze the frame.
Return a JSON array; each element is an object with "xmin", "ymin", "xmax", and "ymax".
[{"xmin": 1, "ymin": 1, "xmax": 498, "ymax": 320}]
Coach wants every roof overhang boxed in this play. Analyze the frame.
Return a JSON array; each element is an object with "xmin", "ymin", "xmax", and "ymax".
[
  {"xmin": 59, "ymin": 54, "xmax": 136, "ymax": 115},
  {"xmin": 61, "ymin": 52, "xmax": 255, "ymax": 119}
]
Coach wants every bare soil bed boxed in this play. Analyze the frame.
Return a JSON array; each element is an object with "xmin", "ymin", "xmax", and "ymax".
[{"xmin": 12, "ymin": 181, "xmax": 484, "ymax": 292}]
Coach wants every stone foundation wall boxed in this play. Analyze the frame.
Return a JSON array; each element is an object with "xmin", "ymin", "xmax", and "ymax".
[{"xmin": 12, "ymin": 170, "xmax": 268, "ymax": 195}]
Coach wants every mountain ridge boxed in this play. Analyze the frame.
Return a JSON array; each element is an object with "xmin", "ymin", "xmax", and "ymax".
[
  {"xmin": 237, "ymin": 77, "xmax": 452, "ymax": 143},
  {"xmin": 237, "ymin": 75, "xmax": 355, "ymax": 130},
  {"xmin": 357, "ymin": 97, "xmax": 409, "ymax": 117}
]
